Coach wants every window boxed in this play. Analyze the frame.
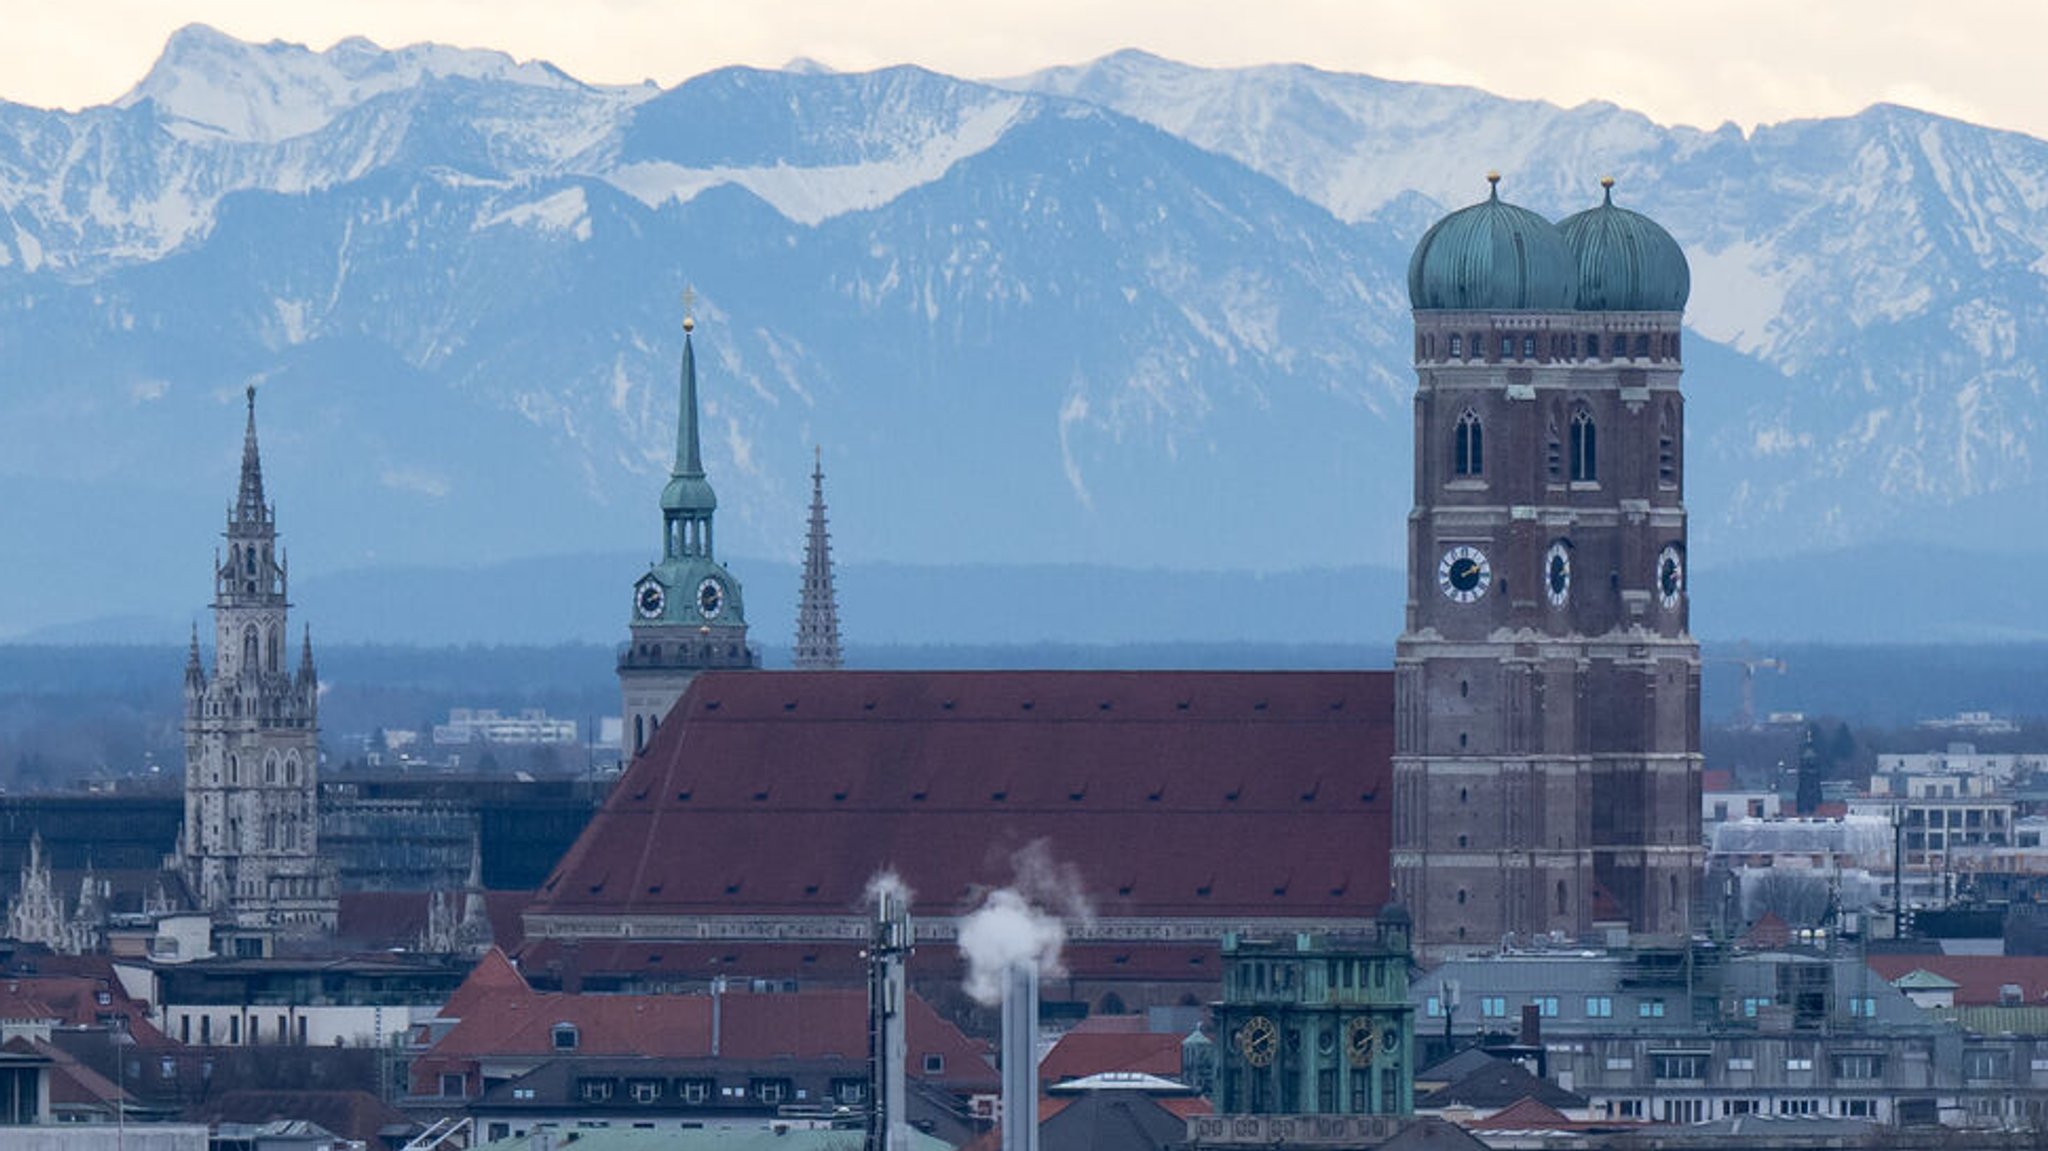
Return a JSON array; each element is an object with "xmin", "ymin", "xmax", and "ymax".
[
  {"xmin": 1847, "ymin": 996, "xmax": 1877, "ymax": 1018},
  {"xmin": 1531, "ymin": 997, "xmax": 1559, "ymax": 1018},
  {"xmin": 1833, "ymin": 1055, "xmax": 1881, "ymax": 1080},
  {"xmin": 1654, "ymin": 1053, "xmax": 1707, "ymax": 1080},
  {"xmin": 834, "ymin": 1079, "xmax": 868, "ymax": 1105},
  {"xmin": 1637, "ymin": 998, "xmax": 1665, "ymax": 1018},
  {"xmin": 1777, "ymin": 1098, "xmax": 1817, "ymax": 1116},
  {"xmin": 1724, "ymin": 1099, "xmax": 1756, "ymax": 1116},
  {"xmin": 1500, "ymin": 335, "xmax": 1514, "ymax": 358},
  {"xmin": 553, "ymin": 1023, "xmax": 579, "ymax": 1051},
  {"xmin": 1522, "ymin": 335, "xmax": 1537, "ymax": 359},
  {"xmin": 1585, "ymin": 996, "xmax": 1612, "ymax": 1018},
  {"xmin": 1425, "ymin": 996, "xmax": 1443, "ymax": 1017},
  {"xmin": 1786, "ymin": 1057, "xmax": 1814, "ymax": 1072},
  {"xmin": 1660, "ymin": 1099, "xmax": 1705, "ymax": 1124},
  {"xmin": 752, "ymin": 1078, "xmax": 790, "ymax": 1105},
  {"xmin": 1452, "ymin": 410, "xmax": 1483, "ymax": 477},
  {"xmin": 1448, "ymin": 334, "xmax": 1463, "ymax": 358},
  {"xmin": 1480, "ymin": 996, "xmax": 1507, "ymax": 1018},
  {"xmin": 441, "ymin": 1074, "xmax": 467, "ymax": 1099},
  {"xmin": 1726, "ymin": 1056, "xmax": 1755, "ymax": 1071},
  {"xmin": 922, "ymin": 1054, "xmax": 945, "ymax": 1075},
  {"xmin": 1569, "ymin": 408, "xmax": 1597, "ymax": 482},
  {"xmin": 630, "ymin": 1080, "xmax": 662, "ymax": 1103},
  {"xmin": 1964, "ymin": 1050, "xmax": 2010, "ymax": 1080},
  {"xmin": 1605, "ymin": 1057, "xmax": 1634, "ymax": 1071},
  {"xmin": 513, "ymin": 1088, "xmax": 536, "ymax": 1100},
  {"xmin": 1841, "ymin": 1099, "xmax": 1875, "ymax": 1118},
  {"xmin": 581, "ymin": 1079, "xmax": 615, "ymax": 1102},
  {"xmin": 1585, "ymin": 334, "xmax": 1599, "ymax": 359},
  {"xmin": 1657, "ymin": 407, "xmax": 1677, "ymax": 486},
  {"xmin": 1612, "ymin": 1099, "xmax": 1643, "ymax": 1118},
  {"xmin": 1740, "ymin": 996, "xmax": 1771, "ymax": 1018},
  {"xmin": 679, "ymin": 1079, "xmax": 712, "ymax": 1104}
]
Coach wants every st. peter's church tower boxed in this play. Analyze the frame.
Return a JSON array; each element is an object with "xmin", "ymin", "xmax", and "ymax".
[{"xmin": 619, "ymin": 305, "xmax": 757, "ymax": 756}]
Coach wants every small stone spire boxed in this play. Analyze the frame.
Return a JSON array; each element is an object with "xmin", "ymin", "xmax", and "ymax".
[
  {"xmin": 185, "ymin": 623, "xmax": 205, "ymax": 690},
  {"xmin": 793, "ymin": 446, "xmax": 843, "ymax": 671},
  {"xmin": 236, "ymin": 384, "xmax": 267, "ymax": 526}
]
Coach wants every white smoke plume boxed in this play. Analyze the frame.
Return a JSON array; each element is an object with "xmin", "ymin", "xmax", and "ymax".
[
  {"xmin": 864, "ymin": 869, "xmax": 913, "ymax": 908},
  {"xmin": 956, "ymin": 841, "xmax": 1094, "ymax": 1006}
]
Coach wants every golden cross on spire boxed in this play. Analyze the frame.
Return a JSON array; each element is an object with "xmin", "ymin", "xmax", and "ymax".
[{"xmin": 682, "ymin": 285, "xmax": 697, "ymax": 333}]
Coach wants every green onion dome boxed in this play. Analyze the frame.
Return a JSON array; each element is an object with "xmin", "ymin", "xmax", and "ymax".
[
  {"xmin": 1558, "ymin": 177, "xmax": 1690, "ymax": 312},
  {"xmin": 1407, "ymin": 174, "xmax": 1578, "ymax": 311}
]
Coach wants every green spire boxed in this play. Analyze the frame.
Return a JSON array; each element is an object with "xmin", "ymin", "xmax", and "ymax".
[
  {"xmin": 675, "ymin": 316, "xmax": 704, "ymax": 478},
  {"xmin": 661, "ymin": 297, "xmax": 718, "ymax": 516}
]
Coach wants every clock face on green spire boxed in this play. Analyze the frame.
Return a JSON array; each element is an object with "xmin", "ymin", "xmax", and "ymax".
[
  {"xmin": 635, "ymin": 578, "xmax": 666, "ymax": 620},
  {"xmin": 697, "ymin": 576, "xmax": 726, "ymax": 620}
]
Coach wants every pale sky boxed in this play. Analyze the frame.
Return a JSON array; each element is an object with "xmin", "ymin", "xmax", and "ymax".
[{"xmin": 5, "ymin": 1, "xmax": 2043, "ymax": 141}]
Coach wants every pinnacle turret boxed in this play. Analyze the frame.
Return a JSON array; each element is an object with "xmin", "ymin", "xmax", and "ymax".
[{"xmin": 793, "ymin": 447, "xmax": 843, "ymax": 671}]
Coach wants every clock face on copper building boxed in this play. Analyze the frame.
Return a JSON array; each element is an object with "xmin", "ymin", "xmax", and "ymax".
[{"xmin": 635, "ymin": 578, "xmax": 666, "ymax": 620}]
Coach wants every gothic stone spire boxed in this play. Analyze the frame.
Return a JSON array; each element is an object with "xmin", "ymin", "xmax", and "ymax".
[
  {"xmin": 236, "ymin": 384, "xmax": 268, "ymax": 527},
  {"xmin": 793, "ymin": 446, "xmax": 843, "ymax": 671}
]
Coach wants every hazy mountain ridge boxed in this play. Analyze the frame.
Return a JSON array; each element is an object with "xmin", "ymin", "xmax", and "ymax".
[{"xmin": 0, "ymin": 28, "xmax": 2042, "ymax": 641}]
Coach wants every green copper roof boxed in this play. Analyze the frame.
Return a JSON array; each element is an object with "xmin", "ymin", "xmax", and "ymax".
[
  {"xmin": 1559, "ymin": 180, "xmax": 1691, "ymax": 312},
  {"xmin": 1407, "ymin": 177, "xmax": 1577, "ymax": 311},
  {"xmin": 661, "ymin": 328, "xmax": 717, "ymax": 513}
]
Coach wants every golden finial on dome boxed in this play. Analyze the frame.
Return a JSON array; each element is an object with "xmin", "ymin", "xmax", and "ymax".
[
  {"xmin": 1486, "ymin": 170, "xmax": 1501, "ymax": 186},
  {"xmin": 682, "ymin": 285, "xmax": 697, "ymax": 333},
  {"xmin": 1600, "ymin": 175, "xmax": 1616, "ymax": 189}
]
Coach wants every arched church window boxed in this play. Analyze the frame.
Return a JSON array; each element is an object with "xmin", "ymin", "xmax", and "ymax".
[
  {"xmin": 267, "ymin": 626, "xmax": 281, "ymax": 674},
  {"xmin": 265, "ymin": 753, "xmax": 278, "ymax": 784},
  {"xmin": 243, "ymin": 626, "xmax": 259, "ymax": 670},
  {"xmin": 1569, "ymin": 408, "xmax": 1598, "ymax": 483},
  {"xmin": 1557, "ymin": 880, "xmax": 1568, "ymax": 917},
  {"xmin": 1452, "ymin": 410, "xmax": 1483, "ymax": 477},
  {"xmin": 245, "ymin": 548, "xmax": 255, "ymax": 576},
  {"xmin": 1585, "ymin": 334, "xmax": 1599, "ymax": 359}
]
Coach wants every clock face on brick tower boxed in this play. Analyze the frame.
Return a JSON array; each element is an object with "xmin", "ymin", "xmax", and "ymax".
[
  {"xmin": 1545, "ymin": 541, "xmax": 1572, "ymax": 607},
  {"xmin": 1437, "ymin": 545, "xmax": 1491, "ymax": 603},
  {"xmin": 1657, "ymin": 545, "xmax": 1685, "ymax": 608}
]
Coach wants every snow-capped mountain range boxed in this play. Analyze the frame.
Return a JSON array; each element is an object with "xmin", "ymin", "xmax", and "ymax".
[{"xmin": 0, "ymin": 26, "xmax": 2042, "ymax": 642}]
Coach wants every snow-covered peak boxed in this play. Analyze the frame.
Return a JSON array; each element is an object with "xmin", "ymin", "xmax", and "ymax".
[{"xmin": 118, "ymin": 23, "xmax": 606, "ymax": 143}]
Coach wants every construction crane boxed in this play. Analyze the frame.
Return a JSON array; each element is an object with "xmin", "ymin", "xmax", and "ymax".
[{"xmin": 1710, "ymin": 643, "xmax": 1787, "ymax": 729}]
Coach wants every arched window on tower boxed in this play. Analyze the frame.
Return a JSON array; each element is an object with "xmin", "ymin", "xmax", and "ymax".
[
  {"xmin": 245, "ymin": 548, "xmax": 255, "ymax": 576},
  {"xmin": 1452, "ymin": 410, "xmax": 1483, "ymax": 478},
  {"xmin": 267, "ymin": 625, "xmax": 281, "ymax": 674},
  {"xmin": 1569, "ymin": 408, "xmax": 1598, "ymax": 483},
  {"xmin": 243, "ymin": 625, "xmax": 259, "ymax": 672},
  {"xmin": 1557, "ymin": 880, "xmax": 1569, "ymax": 917}
]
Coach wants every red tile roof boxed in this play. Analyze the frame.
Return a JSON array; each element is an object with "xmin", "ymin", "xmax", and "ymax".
[
  {"xmin": 1869, "ymin": 955, "xmax": 2048, "ymax": 1006},
  {"xmin": 416, "ymin": 947, "xmax": 996, "ymax": 1095},
  {"xmin": 527, "ymin": 671, "xmax": 1394, "ymax": 931},
  {"xmin": 1039, "ymin": 1031, "xmax": 1185, "ymax": 1085}
]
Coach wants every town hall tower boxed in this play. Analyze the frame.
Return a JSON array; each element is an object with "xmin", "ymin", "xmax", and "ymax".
[
  {"xmin": 1392, "ymin": 176, "xmax": 1702, "ymax": 954},
  {"xmin": 182, "ymin": 387, "xmax": 336, "ymax": 935}
]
